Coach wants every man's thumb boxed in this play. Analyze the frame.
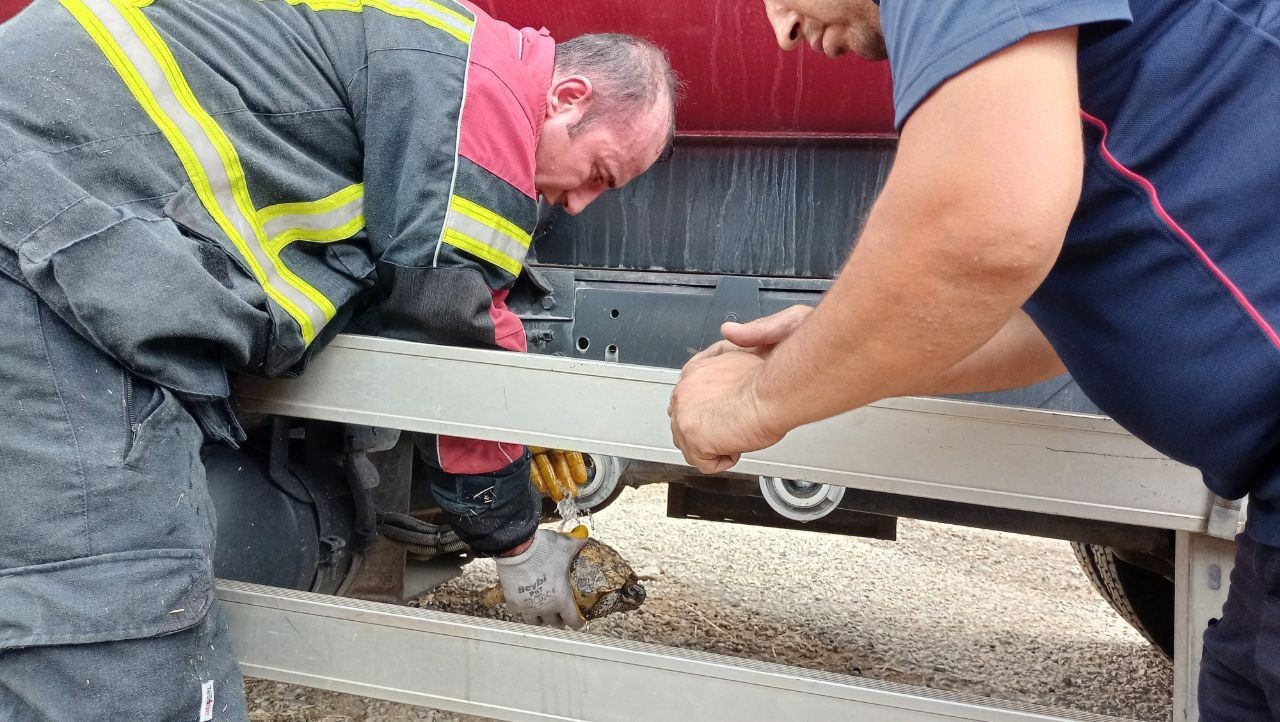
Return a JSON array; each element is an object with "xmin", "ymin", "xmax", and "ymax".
[
  {"xmin": 722, "ymin": 317, "xmax": 779, "ymax": 348},
  {"xmin": 722, "ymin": 305, "xmax": 813, "ymax": 348}
]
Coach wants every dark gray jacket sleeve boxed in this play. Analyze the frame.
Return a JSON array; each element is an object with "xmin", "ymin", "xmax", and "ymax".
[
  {"xmin": 414, "ymin": 435, "xmax": 540, "ymax": 556},
  {"xmin": 349, "ymin": 37, "xmax": 521, "ymax": 350}
]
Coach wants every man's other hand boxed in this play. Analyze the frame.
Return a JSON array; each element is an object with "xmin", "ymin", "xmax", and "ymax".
[
  {"xmin": 495, "ymin": 529, "xmax": 587, "ymax": 629},
  {"xmin": 669, "ymin": 349, "xmax": 786, "ymax": 474}
]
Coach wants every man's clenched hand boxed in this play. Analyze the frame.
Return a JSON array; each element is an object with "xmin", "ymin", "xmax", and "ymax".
[{"xmin": 668, "ymin": 348, "xmax": 786, "ymax": 474}]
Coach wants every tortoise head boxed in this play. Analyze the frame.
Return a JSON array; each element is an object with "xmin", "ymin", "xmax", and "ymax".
[{"xmin": 583, "ymin": 579, "xmax": 647, "ymax": 620}]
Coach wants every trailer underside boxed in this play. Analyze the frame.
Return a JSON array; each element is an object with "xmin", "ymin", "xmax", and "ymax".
[{"xmin": 232, "ymin": 338, "xmax": 1236, "ymax": 721}]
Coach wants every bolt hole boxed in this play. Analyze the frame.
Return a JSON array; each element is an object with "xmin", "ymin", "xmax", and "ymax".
[
  {"xmin": 610, "ymin": 309, "xmax": 620, "ymax": 319},
  {"xmin": 576, "ymin": 336, "xmax": 590, "ymax": 352},
  {"xmin": 606, "ymin": 345, "xmax": 619, "ymax": 355}
]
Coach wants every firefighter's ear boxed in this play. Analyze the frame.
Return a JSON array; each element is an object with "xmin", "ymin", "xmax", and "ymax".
[{"xmin": 546, "ymin": 74, "xmax": 594, "ymax": 122}]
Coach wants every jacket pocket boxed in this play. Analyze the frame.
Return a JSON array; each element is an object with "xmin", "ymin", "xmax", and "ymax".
[
  {"xmin": 0, "ymin": 549, "xmax": 213, "ymax": 651},
  {"xmin": 120, "ymin": 372, "xmax": 192, "ymax": 470},
  {"xmin": 18, "ymin": 194, "xmax": 243, "ymax": 398},
  {"xmin": 122, "ymin": 369, "xmax": 165, "ymax": 464}
]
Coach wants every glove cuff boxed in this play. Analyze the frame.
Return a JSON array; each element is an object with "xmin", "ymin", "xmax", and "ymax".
[{"xmin": 494, "ymin": 528, "xmax": 550, "ymax": 568}]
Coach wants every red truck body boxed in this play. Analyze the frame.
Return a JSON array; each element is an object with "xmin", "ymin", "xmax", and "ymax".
[
  {"xmin": 0, "ymin": 0, "xmax": 20, "ymax": 22},
  {"xmin": 0, "ymin": 0, "xmax": 896, "ymax": 136},
  {"xmin": 471, "ymin": 1, "xmax": 895, "ymax": 137}
]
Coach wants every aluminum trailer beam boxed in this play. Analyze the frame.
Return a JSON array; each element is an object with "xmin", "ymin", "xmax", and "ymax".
[
  {"xmin": 236, "ymin": 335, "xmax": 1211, "ymax": 531},
  {"xmin": 232, "ymin": 336, "xmax": 1231, "ymax": 720},
  {"xmin": 220, "ymin": 581, "xmax": 1133, "ymax": 722}
]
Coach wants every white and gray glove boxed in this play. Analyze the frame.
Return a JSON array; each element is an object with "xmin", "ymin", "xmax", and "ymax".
[{"xmin": 495, "ymin": 528, "xmax": 587, "ymax": 629}]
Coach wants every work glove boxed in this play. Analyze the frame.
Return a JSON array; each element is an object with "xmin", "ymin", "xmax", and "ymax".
[
  {"xmin": 495, "ymin": 527, "xmax": 589, "ymax": 629},
  {"xmin": 528, "ymin": 447, "xmax": 589, "ymax": 502}
]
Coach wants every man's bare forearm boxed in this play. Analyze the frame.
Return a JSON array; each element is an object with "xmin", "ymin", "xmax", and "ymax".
[
  {"xmin": 752, "ymin": 208, "xmax": 1055, "ymax": 432},
  {"xmin": 923, "ymin": 310, "xmax": 1066, "ymax": 396},
  {"xmin": 745, "ymin": 29, "xmax": 1083, "ymax": 434}
]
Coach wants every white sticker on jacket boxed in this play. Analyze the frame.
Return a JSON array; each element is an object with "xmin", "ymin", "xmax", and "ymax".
[{"xmin": 199, "ymin": 680, "xmax": 215, "ymax": 722}]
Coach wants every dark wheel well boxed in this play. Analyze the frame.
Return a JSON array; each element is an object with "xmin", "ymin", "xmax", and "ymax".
[{"xmin": 1072, "ymin": 542, "xmax": 1174, "ymax": 658}]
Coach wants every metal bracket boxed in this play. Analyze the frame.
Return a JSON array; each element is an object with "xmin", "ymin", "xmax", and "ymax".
[
  {"xmin": 1205, "ymin": 496, "xmax": 1243, "ymax": 540},
  {"xmin": 1172, "ymin": 532, "xmax": 1236, "ymax": 720},
  {"xmin": 513, "ymin": 266, "xmax": 577, "ymax": 322},
  {"xmin": 699, "ymin": 275, "xmax": 764, "ymax": 350}
]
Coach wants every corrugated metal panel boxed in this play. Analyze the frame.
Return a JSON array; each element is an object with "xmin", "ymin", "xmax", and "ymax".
[{"xmin": 534, "ymin": 139, "xmax": 894, "ymax": 278}]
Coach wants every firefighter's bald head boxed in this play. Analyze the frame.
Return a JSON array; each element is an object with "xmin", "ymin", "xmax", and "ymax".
[{"xmin": 535, "ymin": 34, "xmax": 679, "ymax": 216}]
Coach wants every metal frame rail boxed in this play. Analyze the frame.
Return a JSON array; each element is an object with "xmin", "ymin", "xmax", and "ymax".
[
  {"xmin": 231, "ymin": 335, "xmax": 1238, "ymax": 721},
  {"xmin": 221, "ymin": 581, "xmax": 1133, "ymax": 722}
]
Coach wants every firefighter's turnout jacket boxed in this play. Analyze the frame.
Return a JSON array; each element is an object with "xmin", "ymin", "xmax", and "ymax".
[{"xmin": 0, "ymin": 0, "xmax": 544, "ymax": 474}]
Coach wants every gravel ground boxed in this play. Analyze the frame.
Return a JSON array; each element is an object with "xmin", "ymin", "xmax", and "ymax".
[{"xmin": 246, "ymin": 484, "xmax": 1172, "ymax": 721}]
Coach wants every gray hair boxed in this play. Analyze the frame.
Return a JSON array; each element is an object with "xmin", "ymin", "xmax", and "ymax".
[{"xmin": 554, "ymin": 33, "xmax": 680, "ymax": 152}]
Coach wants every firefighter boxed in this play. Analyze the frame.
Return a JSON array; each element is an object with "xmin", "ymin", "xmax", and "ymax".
[
  {"xmin": 0, "ymin": 0, "xmax": 674, "ymax": 718},
  {"xmin": 669, "ymin": 0, "xmax": 1280, "ymax": 717}
]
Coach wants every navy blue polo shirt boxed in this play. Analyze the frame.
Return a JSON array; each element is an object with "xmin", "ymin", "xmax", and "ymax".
[{"xmin": 882, "ymin": 0, "xmax": 1280, "ymax": 545}]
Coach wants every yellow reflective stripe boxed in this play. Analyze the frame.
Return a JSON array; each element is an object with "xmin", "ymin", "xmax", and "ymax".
[
  {"xmin": 393, "ymin": 0, "xmax": 472, "ymax": 29},
  {"xmin": 116, "ymin": 3, "xmax": 338, "ymax": 332},
  {"xmin": 259, "ymin": 183, "xmax": 364, "ymax": 225},
  {"xmin": 366, "ymin": 0, "xmax": 470, "ymax": 43},
  {"xmin": 269, "ymin": 214, "xmax": 366, "ymax": 251},
  {"xmin": 273, "ymin": 0, "xmax": 473, "ymax": 43},
  {"xmin": 441, "ymin": 196, "xmax": 531, "ymax": 277},
  {"xmin": 449, "ymin": 196, "xmax": 531, "ymax": 250},
  {"xmin": 63, "ymin": 0, "xmax": 336, "ymax": 343},
  {"xmin": 442, "ymin": 228, "xmax": 523, "ymax": 276},
  {"xmin": 260, "ymin": 184, "xmax": 365, "ymax": 251}
]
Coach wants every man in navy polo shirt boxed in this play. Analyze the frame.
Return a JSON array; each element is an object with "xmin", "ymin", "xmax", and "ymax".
[{"xmin": 668, "ymin": 0, "xmax": 1280, "ymax": 716}]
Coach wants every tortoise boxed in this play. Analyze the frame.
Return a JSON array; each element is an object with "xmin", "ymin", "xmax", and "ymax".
[{"xmin": 482, "ymin": 535, "xmax": 647, "ymax": 622}]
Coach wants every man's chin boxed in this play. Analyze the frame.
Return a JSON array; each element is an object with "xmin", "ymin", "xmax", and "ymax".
[
  {"xmin": 852, "ymin": 46, "xmax": 888, "ymax": 61},
  {"xmin": 850, "ymin": 30, "xmax": 888, "ymax": 61},
  {"xmin": 823, "ymin": 43, "xmax": 884, "ymax": 61}
]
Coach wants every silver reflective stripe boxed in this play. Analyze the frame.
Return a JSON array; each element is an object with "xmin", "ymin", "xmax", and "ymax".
[
  {"xmin": 394, "ymin": 0, "xmax": 472, "ymax": 39},
  {"xmin": 312, "ymin": 0, "xmax": 473, "ymax": 43},
  {"xmin": 71, "ymin": 0, "xmax": 331, "ymax": 341},
  {"xmin": 444, "ymin": 209, "xmax": 528, "ymax": 273},
  {"xmin": 261, "ymin": 193, "xmax": 365, "ymax": 245}
]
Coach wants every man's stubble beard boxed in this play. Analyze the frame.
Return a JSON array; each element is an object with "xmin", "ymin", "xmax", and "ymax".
[{"xmin": 849, "ymin": 21, "xmax": 887, "ymax": 61}]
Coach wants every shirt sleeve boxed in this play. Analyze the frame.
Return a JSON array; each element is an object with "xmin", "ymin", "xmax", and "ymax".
[{"xmin": 880, "ymin": 0, "xmax": 1132, "ymax": 129}]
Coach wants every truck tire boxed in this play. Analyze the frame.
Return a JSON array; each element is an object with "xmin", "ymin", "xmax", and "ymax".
[{"xmin": 1072, "ymin": 542, "xmax": 1174, "ymax": 658}]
